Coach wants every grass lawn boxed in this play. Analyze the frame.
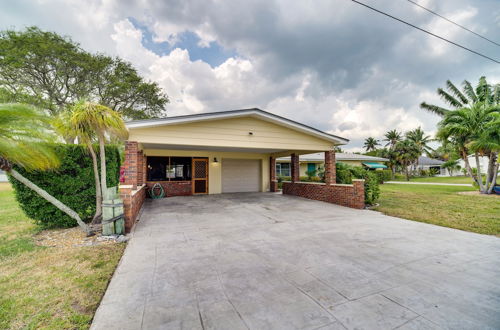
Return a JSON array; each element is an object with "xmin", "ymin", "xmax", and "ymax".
[
  {"xmin": 391, "ymin": 175, "xmax": 475, "ymax": 184},
  {"xmin": 0, "ymin": 182, "xmax": 125, "ymax": 329},
  {"xmin": 375, "ymin": 183, "xmax": 500, "ymax": 236},
  {"xmin": 391, "ymin": 175, "xmax": 499, "ymax": 185}
]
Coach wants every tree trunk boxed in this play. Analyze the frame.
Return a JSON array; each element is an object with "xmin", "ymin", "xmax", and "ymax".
[
  {"xmin": 88, "ymin": 144, "xmax": 102, "ymax": 224},
  {"xmin": 9, "ymin": 168, "xmax": 92, "ymax": 235},
  {"xmin": 405, "ymin": 163, "xmax": 410, "ymax": 181},
  {"xmin": 99, "ymin": 133, "xmax": 107, "ymax": 194},
  {"xmin": 484, "ymin": 152, "xmax": 496, "ymax": 193},
  {"xmin": 487, "ymin": 153, "xmax": 498, "ymax": 194},
  {"xmin": 474, "ymin": 153, "xmax": 485, "ymax": 193},
  {"xmin": 461, "ymin": 150, "xmax": 479, "ymax": 186}
]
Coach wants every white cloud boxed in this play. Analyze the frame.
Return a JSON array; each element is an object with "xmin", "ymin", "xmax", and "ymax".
[{"xmin": 2, "ymin": 0, "xmax": 499, "ymax": 151}]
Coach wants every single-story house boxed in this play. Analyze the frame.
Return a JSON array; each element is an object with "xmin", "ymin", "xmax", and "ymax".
[
  {"xmin": 120, "ymin": 108, "xmax": 366, "ymax": 231},
  {"xmin": 412, "ymin": 156, "xmax": 446, "ymax": 175},
  {"xmin": 276, "ymin": 153, "xmax": 389, "ymax": 176}
]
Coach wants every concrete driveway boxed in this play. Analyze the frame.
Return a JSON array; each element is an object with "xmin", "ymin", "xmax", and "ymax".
[{"xmin": 92, "ymin": 193, "xmax": 500, "ymax": 330}]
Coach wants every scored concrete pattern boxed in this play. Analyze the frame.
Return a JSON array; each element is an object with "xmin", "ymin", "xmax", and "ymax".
[{"xmin": 91, "ymin": 193, "xmax": 500, "ymax": 330}]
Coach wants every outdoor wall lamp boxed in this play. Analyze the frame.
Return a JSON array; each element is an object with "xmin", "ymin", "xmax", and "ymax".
[{"xmin": 213, "ymin": 157, "xmax": 219, "ymax": 163}]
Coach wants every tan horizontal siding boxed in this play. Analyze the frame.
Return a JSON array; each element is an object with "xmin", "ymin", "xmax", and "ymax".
[{"xmin": 129, "ymin": 117, "xmax": 334, "ymax": 151}]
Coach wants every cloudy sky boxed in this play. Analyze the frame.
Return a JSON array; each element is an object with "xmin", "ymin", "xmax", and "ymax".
[{"xmin": 1, "ymin": 0, "xmax": 499, "ymax": 151}]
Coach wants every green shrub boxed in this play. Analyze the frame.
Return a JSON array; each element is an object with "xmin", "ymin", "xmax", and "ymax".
[
  {"xmin": 299, "ymin": 176, "xmax": 322, "ymax": 182},
  {"xmin": 336, "ymin": 162, "xmax": 352, "ymax": 184},
  {"xmin": 362, "ymin": 171, "xmax": 380, "ymax": 205},
  {"xmin": 429, "ymin": 168, "xmax": 440, "ymax": 177},
  {"xmin": 335, "ymin": 163, "xmax": 380, "ymax": 205},
  {"xmin": 9, "ymin": 144, "xmax": 121, "ymax": 229},
  {"xmin": 418, "ymin": 169, "xmax": 429, "ymax": 177},
  {"xmin": 374, "ymin": 169, "xmax": 392, "ymax": 183}
]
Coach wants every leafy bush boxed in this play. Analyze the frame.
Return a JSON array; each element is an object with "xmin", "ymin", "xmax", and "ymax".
[
  {"xmin": 335, "ymin": 162, "xmax": 380, "ymax": 205},
  {"xmin": 429, "ymin": 168, "xmax": 440, "ymax": 176},
  {"xmin": 362, "ymin": 171, "xmax": 380, "ymax": 205},
  {"xmin": 418, "ymin": 169, "xmax": 429, "ymax": 177},
  {"xmin": 299, "ymin": 176, "xmax": 322, "ymax": 182},
  {"xmin": 9, "ymin": 144, "xmax": 120, "ymax": 228},
  {"xmin": 374, "ymin": 169, "xmax": 392, "ymax": 183},
  {"xmin": 335, "ymin": 162, "xmax": 352, "ymax": 184}
]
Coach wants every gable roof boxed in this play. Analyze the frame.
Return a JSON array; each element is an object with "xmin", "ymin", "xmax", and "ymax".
[
  {"xmin": 277, "ymin": 152, "xmax": 389, "ymax": 162},
  {"xmin": 126, "ymin": 108, "xmax": 349, "ymax": 145},
  {"xmin": 417, "ymin": 156, "xmax": 444, "ymax": 166}
]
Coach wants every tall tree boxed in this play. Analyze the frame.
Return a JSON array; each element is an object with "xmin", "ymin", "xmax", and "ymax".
[
  {"xmin": 70, "ymin": 101, "xmax": 128, "ymax": 196},
  {"xmin": 406, "ymin": 127, "xmax": 433, "ymax": 156},
  {"xmin": 363, "ymin": 137, "xmax": 380, "ymax": 152},
  {"xmin": 55, "ymin": 108, "xmax": 103, "ymax": 223},
  {"xmin": 437, "ymin": 102, "xmax": 499, "ymax": 193},
  {"xmin": 420, "ymin": 77, "xmax": 499, "ymax": 116},
  {"xmin": 0, "ymin": 27, "xmax": 168, "ymax": 119},
  {"xmin": 383, "ymin": 129, "xmax": 402, "ymax": 149},
  {"xmin": 422, "ymin": 77, "xmax": 499, "ymax": 193},
  {"xmin": 0, "ymin": 103, "xmax": 91, "ymax": 234},
  {"xmin": 393, "ymin": 139, "xmax": 421, "ymax": 181}
]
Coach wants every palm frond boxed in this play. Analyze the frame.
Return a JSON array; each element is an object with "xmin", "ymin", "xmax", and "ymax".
[
  {"xmin": 420, "ymin": 102, "xmax": 450, "ymax": 116},
  {"xmin": 462, "ymin": 80, "xmax": 478, "ymax": 102},
  {"xmin": 446, "ymin": 80, "xmax": 468, "ymax": 104},
  {"xmin": 0, "ymin": 103, "xmax": 60, "ymax": 170},
  {"xmin": 437, "ymin": 88, "xmax": 463, "ymax": 108}
]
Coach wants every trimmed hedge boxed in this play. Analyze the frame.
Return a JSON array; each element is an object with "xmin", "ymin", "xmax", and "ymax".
[
  {"xmin": 374, "ymin": 169, "xmax": 392, "ymax": 183},
  {"xmin": 9, "ymin": 144, "xmax": 120, "ymax": 228}
]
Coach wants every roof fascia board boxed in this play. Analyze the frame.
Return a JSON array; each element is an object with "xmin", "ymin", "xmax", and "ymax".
[{"xmin": 126, "ymin": 109, "xmax": 348, "ymax": 145}]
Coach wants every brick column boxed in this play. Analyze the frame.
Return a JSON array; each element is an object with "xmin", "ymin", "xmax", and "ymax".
[
  {"xmin": 124, "ymin": 141, "xmax": 139, "ymax": 190},
  {"xmin": 137, "ymin": 150, "xmax": 144, "ymax": 186},
  {"xmin": 143, "ymin": 154, "xmax": 147, "ymax": 184},
  {"xmin": 324, "ymin": 150, "xmax": 336, "ymax": 185},
  {"xmin": 291, "ymin": 153, "xmax": 300, "ymax": 183},
  {"xmin": 270, "ymin": 156, "xmax": 277, "ymax": 192},
  {"xmin": 352, "ymin": 179, "xmax": 365, "ymax": 209}
]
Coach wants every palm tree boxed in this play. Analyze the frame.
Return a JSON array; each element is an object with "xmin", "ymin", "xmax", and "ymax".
[
  {"xmin": 420, "ymin": 76, "xmax": 499, "ymax": 116},
  {"xmin": 406, "ymin": 127, "xmax": 433, "ymax": 155},
  {"xmin": 55, "ymin": 109, "xmax": 102, "ymax": 223},
  {"xmin": 383, "ymin": 129, "xmax": 402, "ymax": 149},
  {"xmin": 393, "ymin": 139, "xmax": 421, "ymax": 181},
  {"xmin": 363, "ymin": 137, "xmax": 380, "ymax": 152},
  {"xmin": 441, "ymin": 159, "xmax": 461, "ymax": 176},
  {"xmin": 0, "ymin": 103, "xmax": 92, "ymax": 234},
  {"xmin": 437, "ymin": 102, "xmax": 499, "ymax": 193},
  {"xmin": 70, "ymin": 101, "xmax": 128, "ymax": 197},
  {"xmin": 378, "ymin": 147, "xmax": 398, "ymax": 179}
]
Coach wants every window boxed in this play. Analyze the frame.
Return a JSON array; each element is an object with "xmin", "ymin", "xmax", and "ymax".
[
  {"xmin": 147, "ymin": 157, "xmax": 192, "ymax": 181},
  {"xmin": 147, "ymin": 157, "xmax": 168, "ymax": 181},
  {"xmin": 276, "ymin": 163, "xmax": 290, "ymax": 177}
]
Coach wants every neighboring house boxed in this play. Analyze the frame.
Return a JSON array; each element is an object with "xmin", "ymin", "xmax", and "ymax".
[
  {"xmin": 412, "ymin": 156, "xmax": 446, "ymax": 175},
  {"xmin": 276, "ymin": 153, "xmax": 389, "ymax": 177},
  {"xmin": 0, "ymin": 170, "xmax": 7, "ymax": 182},
  {"xmin": 120, "ymin": 108, "xmax": 366, "ymax": 232},
  {"xmin": 457, "ymin": 155, "xmax": 490, "ymax": 175}
]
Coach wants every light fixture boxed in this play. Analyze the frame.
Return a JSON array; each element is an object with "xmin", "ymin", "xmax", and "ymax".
[{"xmin": 213, "ymin": 157, "xmax": 219, "ymax": 163}]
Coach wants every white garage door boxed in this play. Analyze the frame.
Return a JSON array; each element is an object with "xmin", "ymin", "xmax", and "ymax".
[{"xmin": 222, "ymin": 159, "xmax": 261, "ymax": 193}]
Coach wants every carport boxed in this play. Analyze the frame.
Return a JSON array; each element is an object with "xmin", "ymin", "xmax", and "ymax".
[{"xmin": 119, "ymin": 108, "xmax": 365, "ymax": 232}]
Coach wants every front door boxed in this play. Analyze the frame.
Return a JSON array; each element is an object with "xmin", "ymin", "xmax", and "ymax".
[
  {"xmin": 192, "ymin": 158, "xmax": 208, "ymax": 194},
  {"xmin": 307, "ymin": 163, "xmax": 316, "ymax": 172}
]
